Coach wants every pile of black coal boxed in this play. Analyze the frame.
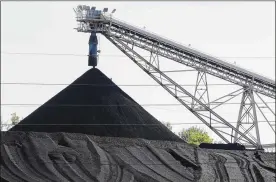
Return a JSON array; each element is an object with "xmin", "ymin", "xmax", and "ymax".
[
  {"xmin": 10, "ymin": 68, "xmax": 182, "ymax": 142},
  {"xmin": 199, "ymin": 143, "xmax": 246, "ymax": 150}
]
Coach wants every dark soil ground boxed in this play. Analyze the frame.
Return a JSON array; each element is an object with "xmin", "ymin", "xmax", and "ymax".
[
  {"xmin": 1, "ymin": 132, "xmax": 275, "ymax": 182},
  {"xmin": 10, "ymin": 68, "xmax": 181, "ymax": 142}
]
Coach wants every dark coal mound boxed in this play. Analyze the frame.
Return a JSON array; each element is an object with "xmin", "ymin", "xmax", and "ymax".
[
  {"xmin": 2, "ymin": 132, "xmax": 276, "ymax": 182},
  {"xmin": 10, "ymin": 68, "xmax": 182, "ymax": 142},
  {"xmin": 199, "ymin": 143, "xmax": 246, "ymax": 150}
]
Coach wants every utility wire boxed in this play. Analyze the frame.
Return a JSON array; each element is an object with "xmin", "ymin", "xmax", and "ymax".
[
  {"xmin": 1, "ymin": 120, "xmax": 274, "ymax": 126},
  {"xmin": 0, "ymin": 123, "xmax": 231, "ymax": 126},
  {"xmin": 0, "ymin": 82, "xmax": 236, "ymax": 86},
  {"xmin": 0, "ymin": 101, "xmax": 275, "ymax": 107},
  {"xmin": 1, "ymin": 52, "xmax": 148, "ymax": 57},
  {"xmin": 1, "ymin": 52, "xmax": 275, "ymax": 59},
  {"xmin": 1, "ymin": 102, "xmax": 275, "ymax": 107},
  {"xmin": 1, "ymin": 52, "xmax": 86, "ymax": 57}
]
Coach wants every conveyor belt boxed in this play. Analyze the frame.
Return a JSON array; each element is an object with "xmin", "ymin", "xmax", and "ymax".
[
  {"xmin": 105, "ymin": 15, "xmax": 275, "ymax": 88},
  {"xmin": 75, "ymin": 11, "xmax": 275, "ymax": 99}
]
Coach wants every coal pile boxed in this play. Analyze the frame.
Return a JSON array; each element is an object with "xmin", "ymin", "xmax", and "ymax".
[
  {"xmin": 10, "ymin": 68, "xmax": 181, "ymax": 142},
  {"xmin": 199, "ymin": 143, "xmax": 246, "ymax": 150},
  {"xmin": 1, "ymin": 132, "xmax": 275, "ymax": 182}
]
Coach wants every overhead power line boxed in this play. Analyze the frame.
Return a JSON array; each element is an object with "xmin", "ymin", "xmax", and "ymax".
[
  {"xmin": 1, "ymin": 103, "xmax": 275, "ymax": 107},
  {"xmin": 1, "ymin": 52, "xmax": 275, "ymax": 59},
  {"xmin": 0, "ymin": 123, "xmax": 231, "ymax": 126},
  {"xmin": 0, "ymin": 82, "xmax": 236, "ymax": 87},
  {"xmin": 1, "ymin": 120, "xmax": 274, "ymax": 126},
  {"xmin": 1, "ymin": 52, "xmax": 86, "ymax": 57}
]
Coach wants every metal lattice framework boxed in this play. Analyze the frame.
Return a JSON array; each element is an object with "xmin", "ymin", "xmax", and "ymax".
[{"xmin": 74, "ymin": 6, "xmax": 276, "ymax": 149}]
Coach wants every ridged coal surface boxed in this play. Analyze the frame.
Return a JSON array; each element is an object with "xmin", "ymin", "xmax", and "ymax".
[
  {"xmin": 10, "ymin": 68, "xmax": 181, "ymax": 142},
  {"xmin": 1, "ymin": 132, "xmax": 275, "ymax": 182}
]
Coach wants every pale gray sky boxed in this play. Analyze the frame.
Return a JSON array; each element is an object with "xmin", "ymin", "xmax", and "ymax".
[{"xmin": 1, "ymin": 2, "xmax": 275, "ymax": 144}]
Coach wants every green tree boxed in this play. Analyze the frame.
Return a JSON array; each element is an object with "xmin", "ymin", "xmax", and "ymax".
[
  {"xmin": 162, "ymin": 121, "xmax": 172, "ymax": 131},
  {"xmin": 1, "ymin": 113, "xmax": 21, "ymax": 131},
  {"xmin": 10, "ymin": 113, "xmax": 20, "ymax": 125},
  {"xmin": 178, "ymin": 126, "xmax": 213, "ymax": 146}
]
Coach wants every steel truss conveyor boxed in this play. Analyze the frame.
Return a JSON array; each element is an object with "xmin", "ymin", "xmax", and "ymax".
[{"xmin": 74, "ymin": 6, "xmax": 276, "ymax": 149}]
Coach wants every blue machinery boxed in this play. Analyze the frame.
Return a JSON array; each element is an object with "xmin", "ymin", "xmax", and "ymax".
[
  {"xmin": 88, "ymin": 32, "xmax": 98, "ymax": 67},
  {"xmin": 74, "ymin": 5, "xmax": 102, "ymax": 67},
  {"xmin": 74, "ymin": 5, "xmax": 276, "ymax": 150}
]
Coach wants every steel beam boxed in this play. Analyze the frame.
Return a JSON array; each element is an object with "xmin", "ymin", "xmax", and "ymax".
[
  {"xmin": 105, "ymin": 35, "xmax": 260, "ymax": 147},
  {"xmin": 105, "ymin": 26, "xmax": 275, "ymax": 98},
  {"xmin": 74, "ymin": 15, "xmax": 275, "ymax": 149}
]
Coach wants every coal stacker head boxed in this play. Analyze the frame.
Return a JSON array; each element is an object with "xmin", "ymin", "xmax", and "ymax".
[{"xmin": 88, "ymin": 32, "xmax": 98, "ymax": 68}]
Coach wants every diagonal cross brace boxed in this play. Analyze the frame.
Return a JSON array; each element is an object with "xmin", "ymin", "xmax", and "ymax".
[{"xmin": 105, "ymin": 34, "xmax": 258, "ymax": 147}]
